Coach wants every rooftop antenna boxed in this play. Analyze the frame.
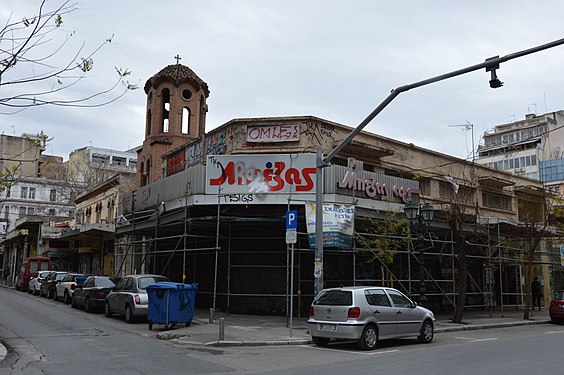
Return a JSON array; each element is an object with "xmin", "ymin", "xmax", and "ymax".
[{"xmin": 449, "ymin": 121, "xmax": 475, "ymax": 162}]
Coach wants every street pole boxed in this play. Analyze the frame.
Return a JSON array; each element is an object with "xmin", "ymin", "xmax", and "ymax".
[
  {"xmin": 312, "ymin": 37, "xmax": 564, "ymax": 298},
  {"xmin": 417, "ymin": 216, "xmax": 427, "ymax": 307}
]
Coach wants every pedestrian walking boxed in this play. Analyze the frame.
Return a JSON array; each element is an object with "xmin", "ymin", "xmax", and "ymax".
[{"xmin": 531, "ymin": 276, "xmax": 542, "ymax": 311}]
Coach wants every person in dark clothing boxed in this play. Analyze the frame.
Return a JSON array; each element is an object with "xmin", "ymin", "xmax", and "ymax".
[{"xmin": 531, "ymin": 276, "xmax": 542, "ymax": 311}]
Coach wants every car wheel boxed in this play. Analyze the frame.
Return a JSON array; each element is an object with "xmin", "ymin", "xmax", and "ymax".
[
  {"xmin": 64, "ymin": 291, "xmax": 71, "ymax": 304},
  {"xmin": 85, "ymin": 298, "xmax": 92, "ymax": 313},
  {"xmin": 358, "ymin": 324, "xmax": 378, "ymax": 350},
  {"xmin": 71, "ymin": 295, "xmax": 77, "ymax": 308},
  {"xmin": 47, "ymin": 289, "xmax": 53, "ymax": 299},
  {"xmin": 148, "ymin": 321, "xmax": 153, "ymax": 330},
  {"xmin": 27, "ymin": 287, "xmax": 33, "ymax": 294},
  {"xmin": 125, "ymin": 305, "xmax": 136, "ymax": 323},
  {"xmin": 104, "ymin": 302, "xmax": 113, "ymax": 317},
  {"xmin": 54, "ymin": 290, "xmax": 59, "ymax": 301},
  {"xmin": 312, "ymin": 337, "xmax": 330, "ymax": 347},
  {"xmin": 39, "ymin": 288, "xmax": 44, "ymax": 298},
  {"xmin": 418, "ymin": 320, "xmax": 434, "ymax": 343}
]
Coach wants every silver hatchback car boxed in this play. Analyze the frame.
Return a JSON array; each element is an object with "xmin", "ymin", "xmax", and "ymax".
[
  {"xmin": 308, "ymin": 286, "xmax": 435, "ymax": 350},
  {"xmin": 104, "ymin": 274, "xmax": 169, "ymax": 323}
]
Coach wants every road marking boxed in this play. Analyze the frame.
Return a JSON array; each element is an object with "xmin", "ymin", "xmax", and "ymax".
[
  {"xmin": 454, "ymin": 336, "xmax": 499, "ymax": 343},
  {"xmin": 301, "ymin": 345, "xmax": 399, "ymax": 355}
]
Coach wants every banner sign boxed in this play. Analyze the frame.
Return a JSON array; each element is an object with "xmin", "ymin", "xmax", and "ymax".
[
  {"xmin": 206, "ymin": 154, "xmax": 316, "ymax": 194},
  {"xmin": 305, "ymin": 202, "xmax": 355, "ymax": 249},
  {"xmin": 246, "ymin": 124, "xmax": 300, "ymax": 143}
]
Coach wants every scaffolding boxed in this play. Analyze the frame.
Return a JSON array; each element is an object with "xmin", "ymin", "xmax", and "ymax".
[{"xmin": 114, "ymin": 198, "xmax": 564, "ymax": 316}]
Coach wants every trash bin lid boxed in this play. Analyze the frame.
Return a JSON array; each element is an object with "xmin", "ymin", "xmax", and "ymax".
[{"xmin": 146, "ymin": 282, "xmax": 198, "ymax": 290}]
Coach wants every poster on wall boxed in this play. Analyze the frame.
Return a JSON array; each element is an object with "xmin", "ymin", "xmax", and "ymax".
[{"xmin": 305, "ymin": 202, "xmax": 355, "ymax": 250}]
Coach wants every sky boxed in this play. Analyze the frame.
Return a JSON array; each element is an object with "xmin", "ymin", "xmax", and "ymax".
[{"xmin": 1, "ymin": 1, "xmax": 564, "ymax": 161}]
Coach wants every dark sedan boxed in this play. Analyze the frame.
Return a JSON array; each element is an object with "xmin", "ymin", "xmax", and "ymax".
[
  {"xmin": 72, "ymin": 276, "xmax": 119, "ymax": 313},
  {"xmin": 39, "ymin": 271, "xmax": 69, "ymax": 299}
]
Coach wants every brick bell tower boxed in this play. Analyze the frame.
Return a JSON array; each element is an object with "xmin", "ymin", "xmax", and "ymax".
[{"xmin": 138, "ymin": 56, "xmax": 210, "ymax": 187}]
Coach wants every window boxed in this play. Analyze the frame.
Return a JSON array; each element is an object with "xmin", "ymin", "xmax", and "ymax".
[
  {"xmin": 419, "ymin": 179, "xmax": 430, "ymax": 195},
  {"xmin": 29, "ymin": 187, "xmax": 36, "ymax": 200},
  {"xmin": 386, "ymin": 289, "xmax": 413, "ymax": 308},
  {"xmin": 365, "ymin": 289, "xmax": 391, "ymax": 307},
  {"xmin": 182, "ymin": 107, "xmax": 190, "ymax": 134},
  {"xmin": 28, "ymin": 207, "xmax": 34, "ymax": 215},
  {"xmin": 20, "ymin": 187, "xmax": 28, "ymax": 199},
  {"xmin": 4, "ymin": 206, "xmax": 9, "ymax": 219},
  {"xmin": 146, "ymin": 109, "xmax": 152, "ymax": 136},
  {"xmin": 162, "ymin": 88, "xmax": 170, "ymax": 133},
  {"xmin": 18, "ymin": 206, "xmax": 26, "ymax": 217},
  {"xmin": 313, "ymin": 290, "xmax": 352, "ymax": 306},
  {"xmin": 482, "ymin": 191, "xmax": 511, "ymax": 210},
  {"xmin": 6, "ymin": 187, "xmax": 10, "ymax": 198},
  {"xmin": 50, "ymin": 189, "xmax": 56, "ymax": 202},
  {"xmin": 48, "ymin": 209, "xmax": 56, "ymax": 216}
]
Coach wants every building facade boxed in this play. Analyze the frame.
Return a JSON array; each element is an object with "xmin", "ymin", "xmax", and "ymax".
[{"xmin": 114, "ymin": 63, "xmax": 560, "ymax": 316}]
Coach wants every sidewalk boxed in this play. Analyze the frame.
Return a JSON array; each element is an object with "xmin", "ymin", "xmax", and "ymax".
[{"xmin": 155, "ymin": 307, "xmax": 552, "ymax": 347}]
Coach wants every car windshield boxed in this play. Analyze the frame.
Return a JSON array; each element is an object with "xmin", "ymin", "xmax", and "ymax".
[
  {"xmin": 313, "ymin": 290, "xmax": 352, "ymax": 306},
  {"xmin": 137, "ymin": 276, "xmax": 168, "ymax": 289},
  {"xmin": 556, "ymin": 291, "xmax": 564, "ymax": 300},
  {"xmin": 55, "ymin": 273, "xmax": 68, "ymax": 281}
]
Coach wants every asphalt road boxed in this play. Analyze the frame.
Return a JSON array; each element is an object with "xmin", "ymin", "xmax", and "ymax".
[
  {"xmin": 0, "ymin": 287, "xmax": 233, "ymax": 375},
  {"xmin": 2, "ymin": 286, "xmax": 564, "ymax": 374}
]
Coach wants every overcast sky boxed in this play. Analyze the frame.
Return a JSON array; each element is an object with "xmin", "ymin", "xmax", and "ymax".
[{"xmin": 2, "ymin": 1, "xmax": 564, "ymax": 161}]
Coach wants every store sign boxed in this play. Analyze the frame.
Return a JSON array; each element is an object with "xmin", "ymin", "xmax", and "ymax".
[
  {"xmin": 246, "ymin": 124, "xmax": 300, "ymax": 143},
  {"xmin": 206, "ymin": 154, "xmax": 316, "ymax": 194},
  {"xmin": 305, "ymin": 202, "xmax": 355, "ymax": 249},
  {"xmin": 338, "ymin": 170, "xmax": 420, "ymax": 203}
]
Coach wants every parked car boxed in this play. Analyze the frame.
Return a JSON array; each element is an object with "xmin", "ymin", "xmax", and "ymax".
[
  {"xmin": 105, "ymin": 274, "xmax": 169, "ymax": 323},
  {"xmin": 308, "ymin": 286, "xmax": 436, "ymax": 350},
  {"xmin": 28, "ymin": 270, "xmax": 51, "ymax": 295},
  {"xmin": 55, "ymin": 273, "xmax": 88, "ymax": 303},
  {"xmin": 549, "ymin": 289, "xmax": 564, "ymax": 323},
  {"xmin": 72, "ymin": 276, "xmax": 119, "ymax": 312},
  {"xmin": 39, "ymin": 271, "xmax": 69, "ymax": 299},
  {"xmin": 16, "ymin": 256, "xmax": 52, "ymax": 291}
]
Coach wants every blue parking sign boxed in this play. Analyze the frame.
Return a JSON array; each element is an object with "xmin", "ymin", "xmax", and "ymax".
[{"xmin": 286, "ymin": 210, "xmax": 297, "ymax": 229}]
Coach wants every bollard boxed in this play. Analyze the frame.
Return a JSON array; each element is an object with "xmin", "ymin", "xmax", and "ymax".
[
  {"xmin": 219, "ymin": 317, "xmax": 225, "ymax": 341},
  {"xmin": 209, "ymin": 308, "xmax": 214, "ymax": 324}
]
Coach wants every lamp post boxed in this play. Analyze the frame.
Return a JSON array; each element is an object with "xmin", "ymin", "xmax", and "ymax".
[{"xmin": 404, "ymin": 202, "xmax": 435, "ymax": 306}]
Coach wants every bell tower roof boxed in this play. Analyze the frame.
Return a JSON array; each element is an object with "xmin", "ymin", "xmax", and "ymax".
[{"xmin": 144, "ymin": 63, "xmax": 210, "ymax": 97}]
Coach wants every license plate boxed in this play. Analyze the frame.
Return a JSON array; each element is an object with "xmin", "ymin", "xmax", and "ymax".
[{"xmin": 318, "ymin": 323, "xmax": 337, "ymax": 331}]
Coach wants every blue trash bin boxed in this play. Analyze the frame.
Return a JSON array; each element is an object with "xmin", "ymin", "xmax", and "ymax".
[{"xmin": 146, "ymin": 282, "xmax": 198, "ymax": 330}]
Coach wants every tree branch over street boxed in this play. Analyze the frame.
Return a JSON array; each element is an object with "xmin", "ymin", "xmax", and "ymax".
[{"xmin": 0, "ymin": 0, "xmax": 137, "ymax": 113}]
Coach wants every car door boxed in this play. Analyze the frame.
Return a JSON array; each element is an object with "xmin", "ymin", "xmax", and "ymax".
[
  {"xmin": 111, "ymin": 277, "xmax": 130, "ymax": 314},
  {"xmin": 364, "ymin": 288, "xmax": 397, "ymax": 338},
  {"xmin": 386, "ymin": 289, "xmax": 421, "ymax": 336},
  {"xmin": 75, "ymin": 277, "xmax": 92, "ymax": 306}
]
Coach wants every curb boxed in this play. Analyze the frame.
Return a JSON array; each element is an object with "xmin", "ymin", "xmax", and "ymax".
[
  {"xmin": 435, "ymin": 319, "xmax": 550, "ymax": 333},
  {"xmin": 209, "ymin": 339, "xmax": 311, "ymax": 347}
]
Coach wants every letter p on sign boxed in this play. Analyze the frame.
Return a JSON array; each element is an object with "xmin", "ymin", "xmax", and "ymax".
[{"xmin": 286, "ymin": 210, "xmax": 297, "ymax": 230}]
